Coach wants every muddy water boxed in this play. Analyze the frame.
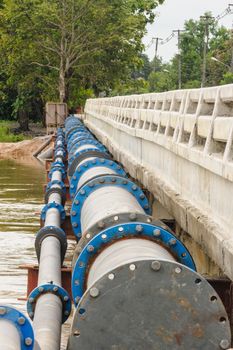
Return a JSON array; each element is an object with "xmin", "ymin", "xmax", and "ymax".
[{"xmin": 0, "ymin": 158, "xmax": 72, "ymax": 349}]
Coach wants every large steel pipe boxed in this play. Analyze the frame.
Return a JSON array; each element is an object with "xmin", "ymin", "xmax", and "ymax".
[
  {"xmin": 87, "ymin": 238, "xmax": 176, "ymax": 288},
  {"xmin": 81, "ymin": 186, "xmax": 145, "ymax": 232},
  {"xmin": 27, "ymin": 129, "xmax": 70, "ymax": 350},
  {"xmin": 65, "ymin": 116, "xmax": 231, "ymax": 350}
]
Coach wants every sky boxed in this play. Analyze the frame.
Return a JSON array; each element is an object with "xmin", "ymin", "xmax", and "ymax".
[{"xmin": 144, "ymin": 0, "xmax": 233, "ymax": 62}]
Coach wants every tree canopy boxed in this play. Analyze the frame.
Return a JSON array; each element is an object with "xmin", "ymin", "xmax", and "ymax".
[{"xmin": 0, "ymin": 0, "xmax": 163, "ymax": 128}]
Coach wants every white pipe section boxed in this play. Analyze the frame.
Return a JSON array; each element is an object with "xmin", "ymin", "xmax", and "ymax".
[
  {"xmin": 81, "ymin": 186, "xmax": 145, "ymax": 232},
  {"xmin": 44, "ymin": 208, "xmax": 61, "ymax": 227},
  {"xmin": 0, "ymin": 320, "xmax": 21, "ymax": 350},
  {"xmin": 73, "ymin": 144, "xmax": 98, "ymax": 156},
  {"xmin": 78, "ymin": 166, "xmax": 116, "ymax": 189},
  {"xmin": 33, "ymin": 294, "xmax": 62, "ymax": 350},
  {"xmin": 87, "ymin": 238, "xmax": 176, "ymax": 288},
  {"xmin": 38, "ymin": 236, "xmax": 62, "ymax": 286},
  {"xmin": 52, "ymin": 171, "xmax": 62, "ymax": 183}
]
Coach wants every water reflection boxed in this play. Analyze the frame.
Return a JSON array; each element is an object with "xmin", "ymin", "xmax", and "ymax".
[{"xmin": 0, "ymin": 158, "xmax": 72, "ymax": 349}]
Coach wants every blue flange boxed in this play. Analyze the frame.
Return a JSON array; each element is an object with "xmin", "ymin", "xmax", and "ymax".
[
  {"xmin": 27, "ymin": 284, "xmax": 71, "ymax": 323},
  {"xmin": 69, "ymin": 159, "xmax": 127, "ymax": 199},
  {"xmin": 70, "ymin": 174, "xmax": 151, "ymax": 238},
  {"xmin": 48, "ymin": 166, "xmax": 66, "ymax": 181},
  {"xmin": 41, "ymin": 202, "xmax": 66, "ymax": 222},
  {"xmin": 46, "ymin": 180, "xmax": 66, "ymax": 193},
  {"xmin": 68, "ymin": 131, "xmax": 91, "ymax": 145},
  {"xmin": 68, "ymin": 147, "xmax": 109, "ymax": 167},
  {"xmin": 0, "ymin": 306, "xmax": 34, "ymax": 349},
  {"xmin": 68, "ymin": 135, "xmax": 95, "ymax": 154},
  {"xmin": 66, "ymin": 127, "xmax": 87, "ymax": 141},
  {"xmin": 50, "ymin": 161, "xmax": 66, "ymax": 170},
  {"xmin": 72, "ymin": 222, "xmax": 196, "ymax": 305}
]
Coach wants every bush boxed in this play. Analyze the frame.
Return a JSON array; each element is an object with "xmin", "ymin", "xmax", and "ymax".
[{"xmin": 0, "ymin": 122, "xmax": 26, "ymax": 142}]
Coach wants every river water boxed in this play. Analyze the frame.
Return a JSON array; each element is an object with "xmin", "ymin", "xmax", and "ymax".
[{"xmin": 0, "ymin": 158, "xmax": 72, "ymax": 349}]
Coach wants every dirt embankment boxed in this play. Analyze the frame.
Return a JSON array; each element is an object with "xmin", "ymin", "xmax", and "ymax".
[{"xmin": 0, "ymin": 136, "xmax": 50, "ymax": 159}]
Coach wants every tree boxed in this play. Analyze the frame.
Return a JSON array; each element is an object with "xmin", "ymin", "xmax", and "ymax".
[{"xmin": 0, "ymin": 0, "xmax": 164, "ymax": 128}]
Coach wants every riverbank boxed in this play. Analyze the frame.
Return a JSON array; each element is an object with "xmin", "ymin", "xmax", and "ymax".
[{"xmin": 0, "ymin": 136, "xmax": 50, "ymax": 159}]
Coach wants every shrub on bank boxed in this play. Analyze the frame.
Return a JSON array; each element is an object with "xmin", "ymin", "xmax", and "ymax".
[{"xmin": 0, "ymin": 122, "xmax": 25, "ymax": 142}]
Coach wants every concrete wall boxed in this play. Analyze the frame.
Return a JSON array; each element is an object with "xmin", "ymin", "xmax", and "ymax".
[{"xmin": 84, "ymin": 85, "xmax": 233, "ymax": 280}]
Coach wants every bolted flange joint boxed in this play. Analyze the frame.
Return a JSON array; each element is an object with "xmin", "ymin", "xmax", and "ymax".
[
  {"xmin": 68, "ymin": 150, "xmax": 111, "ymax": 177},
  {"xmin": 48, "ymin": 166, "xmax": 67, "ymax": 181},
  {"xmin": 0, "ymin": 306, "xmax": 34, "ymax": 350},
  {"xmin": 45, "ymin": 187, "xmax": 66, "ymax": 206},
  {"xmin": 35, "ymin": 226, "xmax": 67, "ymax": 263},
  {"xmin": 41, "ymin": 202, "xmax": 66, "ymax": 222},
  {"xmin": 27, "ymin": 284, "xmax": 71, "ymax": 323},
  {"xmin": 69, "ymin": 158, "xmax": 126, "ymax": 198},
  {"xmin": 70, "ymin": 174, "xmax": 151, "ymax": 239},
  {"xmin": 71, "ymin": 222, "xmax": 196, "ymax": 305}
]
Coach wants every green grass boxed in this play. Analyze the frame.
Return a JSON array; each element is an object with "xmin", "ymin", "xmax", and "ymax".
[{"xmin": 0, "ymin": 121, "xmax": 26, "ymax": 142}]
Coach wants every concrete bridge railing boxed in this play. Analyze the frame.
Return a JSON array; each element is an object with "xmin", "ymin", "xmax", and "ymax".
[{"xmin": 84, "ymin": 84, "xmax": 233, "ymax": 279}]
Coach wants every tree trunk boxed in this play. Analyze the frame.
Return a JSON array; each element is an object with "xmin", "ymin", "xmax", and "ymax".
[
  {"xmin": 18, "ymin": 110, "xmax": 29, "ymax": 131},
  {"xmin": 59, "ymin": 69, "xmax": 66, "ymax": 103}
]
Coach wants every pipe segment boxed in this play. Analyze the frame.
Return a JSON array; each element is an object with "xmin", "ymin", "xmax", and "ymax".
[
  {"xmin": 0, "ymin": 306, "xmax": 34, "ymax": 350},
  {"xmin": 65, "ymin": 116, "xmax": 231, "ymax": 349},
  {"xmin": 27, "ymin": 129, "xmax": 71, "ymax": 350}
]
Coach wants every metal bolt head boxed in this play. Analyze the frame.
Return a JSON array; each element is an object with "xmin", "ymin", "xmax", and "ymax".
[
  {"xmin": 175, "ymin": 267, "xmax": 182, "ymax": 274},
  {"xmin": 18, "ymin": 317, "xmax": 26, "ymax": 325},
  {"xmin": 65, "ymin": 310, "xmax": 69, "ymax": 316},
  {"xmin": 132, "ymin": 185, "xmax": 137, "ymax": 191},
  {"xmin": 129, "ymin": 213, "xmax": 137, "ymax": 221},
  {"xmin": 64, "ymin": 296, "xmax": 69, "ymax": 302},
  {"xmin": 87, "ymin": 245, "xmax": 94, "ymax": 253},
  {"xmin": 98, "ymin": 221, "xmax": 105, "ymax": 229},
  {"xmin": 90, "ymin": 287, "xmax": 100, "ymax": 298},
  {"xmin": 219, "ymin": 339, "xmax": 230, "ymax": 349},
  {"xmin": 53, "ymin": 286, "xmax": 58, "ymax": 292},
  {"xmin": 25, "ymin": 337, "xmax": 33, "ymax": 346},
  {"xmin": 38, "ymin": 286, "xmax": 44, "ymax": 293},
  {"xmin": 136, "ymin": 225, "xmax": 143, "ymax": 233},
  {"xmin": 29, "ymin": 297, "xmax": 34, "ymax": 304},
  {"xmin": 169, "ymin": 238, "xmax": 177, "ymax": 246},
  {"xmin": 151, "ymin": 261, "xmax": 161, "ymax": 271},
  {"xmin": 0, "ymin": 307, "xmax": 6, "ymax": 315},
  {"xmin": 153, "ymin": 229, "xmax": 161, "ymax": 237},
  {"xmin": 75, "ymin": 297, "xmax": 80, "ymax": 304}
]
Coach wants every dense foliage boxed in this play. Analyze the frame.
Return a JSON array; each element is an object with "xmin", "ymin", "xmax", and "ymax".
[{"xmin": 0, "ymin": 0, "xmax": 163, "ymax": 129}]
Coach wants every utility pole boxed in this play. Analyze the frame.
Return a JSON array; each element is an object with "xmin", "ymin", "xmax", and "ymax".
[
  {"xmin": 229, "ymin": 4, "xmax": 233, "ymax": 73},
  {"xmin": 173, "ymin": 30, "xmax": 184, "ymax": 89},
  {"xmin": 200, "ymin": 15, "xmax": 215, "ymax": 87},
  {"xmin": 152, "ymin": 37, "xmax": 162, "ymax": 72}
]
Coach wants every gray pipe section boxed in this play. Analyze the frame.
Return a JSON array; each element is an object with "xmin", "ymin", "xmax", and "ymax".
[
  {"xmin": 33, "ymin": 295, "xmax": 62, "ymax": 350},
  {"xmin": 33, "ymin": 150, "xmax": 64, "ymax": 350},
  {"xmin": 87, "ymin": 238, "xmax": 176, "ymax": 288},
  {"xmin": 0, "ymin": 319, "xmax": 21, "ymax": 350},
  {"xmin": 81, "ymin": 186, "xmax": 145, "ymax": 232}
]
